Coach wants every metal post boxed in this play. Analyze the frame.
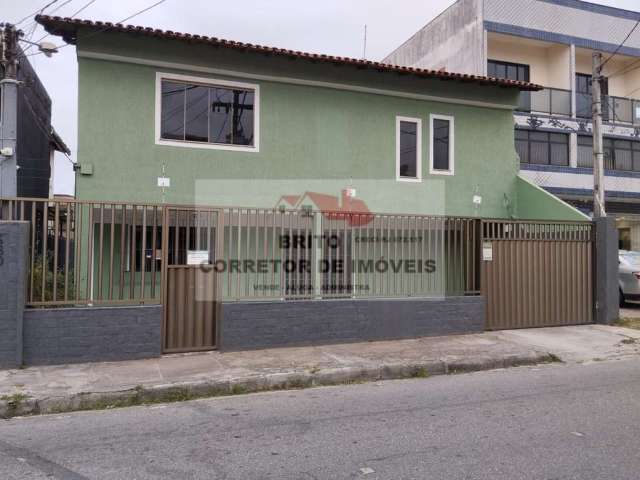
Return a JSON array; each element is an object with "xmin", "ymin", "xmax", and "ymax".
[
  {"xmin": 0, "ymin": 24, "xmax": 19, "ymax": 198},
  {"xmin": 592, "ymin": 52, "xmax": 606, "ymax": 218}
]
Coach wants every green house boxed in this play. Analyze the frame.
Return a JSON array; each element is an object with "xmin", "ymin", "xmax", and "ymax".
[
  {"xmin": 11, "ymin": 16, "xmax": 598, "ymax": 354},
  {"xmin": 38, "ymin": 15, "xmax": 585, "ymax": 221}
]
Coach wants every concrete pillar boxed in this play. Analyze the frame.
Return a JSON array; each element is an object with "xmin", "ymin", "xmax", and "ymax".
[
  {"xmin": 0, "ymin": 221, "xmax": 29, "ymax": 368},
  {"xmin": 570, "ymin": 44, "xmax": 576, "ymax": 118},
  {"xmin": 595, "ymin": 217, "xmax": 619, "ymax": 324},
  {"xmin": 0, "ymin": 79, "xmax": 19, "ymax": 197},
  {"xmin": 569, "ymin": 132, "xmax": 578, "ymax": 168}
]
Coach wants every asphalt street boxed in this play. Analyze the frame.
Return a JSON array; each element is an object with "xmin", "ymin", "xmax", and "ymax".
[{"xmin": 1, "ymin": 359, "xmax": 639, "ymax": 479}]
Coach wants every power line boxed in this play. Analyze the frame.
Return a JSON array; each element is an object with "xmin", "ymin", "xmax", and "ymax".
[
  {"xmin": 22, "ymin": 0, "xmax": 168, "ymax": 60},
  {"xmin": 13, "ymin": 0, "xmax": 59, "ymax": 26},
  {"xmin": 601, "ymin": 18, "xmax": 640, "ymax": 69},
  {"xmin": 22, "ymin": 0, "xmax": 99, "ymax": 53},
  {"xmin": 20, "ymin": 0, "xmax": 75, "ymax": 35}
]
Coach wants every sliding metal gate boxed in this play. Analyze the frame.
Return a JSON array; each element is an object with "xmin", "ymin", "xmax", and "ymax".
[
  {"xmin": 162, "ymin": 207, "xmax": 221, "ymax": 353},
  {"xmin": 481, "ymin": 220, "xmax": 594, "ymax": 330}
]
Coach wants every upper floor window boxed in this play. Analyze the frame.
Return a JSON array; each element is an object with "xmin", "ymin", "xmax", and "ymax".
[
  {"xmin": 487, "ymin": 60, "xmax": 530, "ymax": 82},
  {"xmin": 515, "ymin": 129, "xmax": 568, "ymax": 166},
  {"xmin": 430, "ymin": 114, "xmax": 454, "ymax": 175},
  {"xmin": 396, "ymin": 116, "xmax": 422, "ymax": 181},
  {"xmin": 156, "ymin": 73, "xmax": 259, "ymax": 151}
]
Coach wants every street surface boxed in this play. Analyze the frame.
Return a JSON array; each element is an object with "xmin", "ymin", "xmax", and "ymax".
[{"xmin": 1, "ymin": 359, "xmax": 639, "ymax": 479}]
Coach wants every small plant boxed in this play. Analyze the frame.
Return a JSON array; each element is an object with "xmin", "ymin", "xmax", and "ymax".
[
  {"xmin": 411, "ymin": 367, "xmax": 430, "ymax": 378},
  {"xmin": 1, "ymin": 392, "xmax": 29, "ymax": 417},
  {"xmin": 29, "ymin": 256, "xmax": 76, "ymax": 303}
]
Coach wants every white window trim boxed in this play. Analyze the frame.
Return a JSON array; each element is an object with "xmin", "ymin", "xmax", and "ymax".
[
  {"xmin": 395, "ymin": 116, "xmax": 422, "ymax": 183},
  {"xmin": 429, "ymin": 114, "xmax": 455, "ymax": 176},
  {"xmin": 154, "ymin": 71, "xmax": 260, "ymax": 152}
]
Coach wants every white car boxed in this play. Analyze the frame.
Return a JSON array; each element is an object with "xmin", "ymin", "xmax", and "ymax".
[{"xmin": 619, "ymin": 250, "xmax": 640, "ymax": 307}]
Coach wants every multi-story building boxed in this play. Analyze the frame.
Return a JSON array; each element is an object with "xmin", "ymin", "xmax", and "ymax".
[{"xmin": 384, "ymin": 0, "xmax": 640, "ymax": 249}]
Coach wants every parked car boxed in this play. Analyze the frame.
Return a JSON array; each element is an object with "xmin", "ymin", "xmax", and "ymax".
[{"xmin": 619, "ymin": 250, "xmax": 640, "ymax": 307}]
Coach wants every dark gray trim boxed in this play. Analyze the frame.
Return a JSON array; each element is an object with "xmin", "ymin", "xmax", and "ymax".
[
  {"xmin": 484, "ymin": 21, "xmax": 640, "ymax": 58},
  {"xmin": 220, "ymin": 296, "xmax": 486, "ymax": 351}
]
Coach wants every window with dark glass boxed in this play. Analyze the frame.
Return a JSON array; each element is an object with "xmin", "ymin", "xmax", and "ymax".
[
  {"xmin": 576, "ymin": 73, "xmax": 609, "ymax": 119},
  {"xmin": 398, "ymin": 120, "xmax": 418, "ymax": 178},
  {"xmin": 432, "ymin": 119, "xmax": 451, "ymax": 171},
  {"xmin": 160, "ymin": 79, "xmax": 255, "ymax": 147},
  {"xmin": 487, "ymin": 60, "xmax": 530, "ymax": 81},
  {"xmin": 577, "ymin": 135, "xmax": 640, "ymax": 171},
  {"xmin": 515, "ymin": 130, "xmax": 568, "ymax": 166}
]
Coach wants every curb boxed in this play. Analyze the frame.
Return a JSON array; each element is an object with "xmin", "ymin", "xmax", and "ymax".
[{"xmin": 0, "ymin": 352, "xmax": 557, "ymax": 418}]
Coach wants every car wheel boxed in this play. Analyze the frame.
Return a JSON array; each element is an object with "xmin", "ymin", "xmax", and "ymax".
[{"xmin": 620, "ymin": 289, "xmax": 627, "ymax": 308}]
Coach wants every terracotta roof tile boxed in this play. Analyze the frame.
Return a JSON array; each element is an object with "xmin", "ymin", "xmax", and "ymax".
[{"xmin": 35, "ymin": 15, "xmax": 542, "ymax": 91}]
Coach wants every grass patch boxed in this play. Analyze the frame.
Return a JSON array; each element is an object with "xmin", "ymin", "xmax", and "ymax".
[
  {"xmin": 411, "ymin": 367, "xmax": 430, "ymax": 378},
  {"xmin": 614, "ymin": 318, "xmax": 640, "ymax": 330}
]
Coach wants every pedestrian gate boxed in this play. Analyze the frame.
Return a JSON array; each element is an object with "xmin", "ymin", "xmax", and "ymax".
[
  {"xmin": 481, "ymin": 220, "xmax": 594, "ymax": 330},
  {"xmin": 162, "ymin": 207, "xmax": 221, "ymax": 353}
]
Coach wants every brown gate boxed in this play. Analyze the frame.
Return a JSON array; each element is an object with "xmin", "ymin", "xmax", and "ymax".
[
  {"xmin": 162, "ymin": 207, "xmax": 221, "ymax": 353},
  {"xmin": 481, "ymin": 220, "xmax": 594, "ymax": 330}
]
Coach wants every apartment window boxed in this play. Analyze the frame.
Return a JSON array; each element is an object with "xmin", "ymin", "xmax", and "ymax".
[
  {"xmin": 396, "ymin": 116, "xmax": 422, "ymax": 181},
  {"xmin": 157, "ymin": 73, "xmax": 259, "ymax": 151},
  {"xmin": 578, "ymin": 136, "xmax": 640, "ymax": 171},
  {"xmin": 430, "ymin": 114, "xmax": 454, "ymax": 175},
  {"xmin": 515, "ymin": 129, "xmax": 569, "ymax": 166},
  {"xmin": 487, "ymin": 60, "xmax": 530, "ymax": 82},
  {"xmin": 576, "ymin": 73, "xmax": 609, "ymax": 119}
]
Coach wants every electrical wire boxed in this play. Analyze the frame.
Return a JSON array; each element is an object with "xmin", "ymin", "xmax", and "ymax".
[
  {"xmin": 20, "ymin": 0, "xmax": 168, "ymax": 60},
  {"xmin": 12, "ymin": 0, "xmax": 59, "ymax": 26},
  {"xmin": 601, "ymin": 18, "xmax": 640, "ymax": 69},
  {"xmin": 21, "ymin": 0, "xmax": 100, "ymax": 55}
]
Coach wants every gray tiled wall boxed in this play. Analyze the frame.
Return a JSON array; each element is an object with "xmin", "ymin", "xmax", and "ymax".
[
  {"xmin": 22, "ymin": 306, "xmax": 162, "ymax": 365},
  {"xmin": 220, "ymin": 296, "xmax": 485, "ymax": 350}
]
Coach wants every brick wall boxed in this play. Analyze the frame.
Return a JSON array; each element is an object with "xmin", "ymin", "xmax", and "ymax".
[
  {"xmin": 220, "ymin": 296, "xmax": 485, "ymax": 350},
  {"xmin": 23, "ymin": 305, "xmax": 162, "ymax": 365}
]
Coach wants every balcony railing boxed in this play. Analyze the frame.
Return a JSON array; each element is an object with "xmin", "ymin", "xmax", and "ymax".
[
  {"xmin": 576, "ymin": 93, "xmax": 640, "ymax": 124},
  {"xmin": 517, "ymin": 87, "xmax": 571, "ymax": 116}
]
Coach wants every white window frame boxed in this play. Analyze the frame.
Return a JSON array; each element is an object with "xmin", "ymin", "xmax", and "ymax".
[
  {"xmin": 395, "ymin": 116, "xmax": 422, "ymax": 182},
  {"xmin": 429, "ymin": 114, "xmax": 455, "ymax": 176},
  {"xmin": 154, "ymin": 72, "xmax": 260, "ymax": 152}
]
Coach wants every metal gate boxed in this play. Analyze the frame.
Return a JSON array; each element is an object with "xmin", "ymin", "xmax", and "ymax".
[
  {"xmin": 481, "ymin": 220, "xmax": 594, "ymax": 330},
  {"xmin": 162, "ymin": 207, "xmax": 221, "ymax": 353}
]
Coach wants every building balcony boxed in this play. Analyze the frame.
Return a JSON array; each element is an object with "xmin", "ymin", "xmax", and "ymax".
[
  {"xmin": 576, "ymin": 93, "xmax": 640, "ymax": 125},
  {"xmin": 516, "ymin": 87, "xmax": 572, "ymax": 116}
]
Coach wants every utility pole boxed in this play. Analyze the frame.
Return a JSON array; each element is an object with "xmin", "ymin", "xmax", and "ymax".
[
  {"xmin": 592, "ymin": 52, "xmax": 606, "ymax": 218},
  {"xmin": 0, "ymin": 23, "xmax": 19, "ymax": 198}
]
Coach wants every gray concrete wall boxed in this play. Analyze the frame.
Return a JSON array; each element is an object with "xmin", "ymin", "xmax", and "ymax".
[
  {"xmin": 595, "ymin": 217, "xmax": 619, "ymax": 324},
  {"xmin": 0, "ymin": 222, "xmax": 28, "ymax": 368},
  {"xmin": 220, "ymin": 296, "xmax": 485, "ymax": 351},
  {"xmin": 23, "ymin": 305, "xmax": 162, "ymax": 365},
  {"xmin": 382, "ymin": 0, "xmax": 485, "ymax": 75}
]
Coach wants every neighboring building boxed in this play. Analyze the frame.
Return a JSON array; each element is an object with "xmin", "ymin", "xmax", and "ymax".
[
  {"xmin": 35, "ymin": 14, "xmax": 584, "ymax": 222},
  {"xmin": 384, "ymin": 0, "xmax": 640, "ymax": 249},
  {"xmin": 0, "ymin": 26, "xmax": 70, "ymax": 198}
]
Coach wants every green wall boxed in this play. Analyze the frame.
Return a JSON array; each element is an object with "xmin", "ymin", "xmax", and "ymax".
[
  {"xmin": 515, "ymin": 176, "xmax": 589, "ymax": 221},
  {"xmin": 73, "ymin": 31, "xmax": 578, "ymax": 221}
]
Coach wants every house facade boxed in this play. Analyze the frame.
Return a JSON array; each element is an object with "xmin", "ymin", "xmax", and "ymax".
[
  {"xmin": 37, "ymin": 14, "xmax": 584, "ymax": 221},
  {"xmin": 384, "ymin": 0, "xmax": 640, "ymax": 249}
]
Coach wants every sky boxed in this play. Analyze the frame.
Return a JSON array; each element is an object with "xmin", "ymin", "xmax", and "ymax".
[{"xmin": 5, "ymin": 0, "xmax": 640, "ymax": 195}]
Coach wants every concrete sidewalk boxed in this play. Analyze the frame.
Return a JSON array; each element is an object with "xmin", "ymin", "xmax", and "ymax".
[{"xmin": 1, "ymin": 324, "xmax": 639, "ymax": 418}]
